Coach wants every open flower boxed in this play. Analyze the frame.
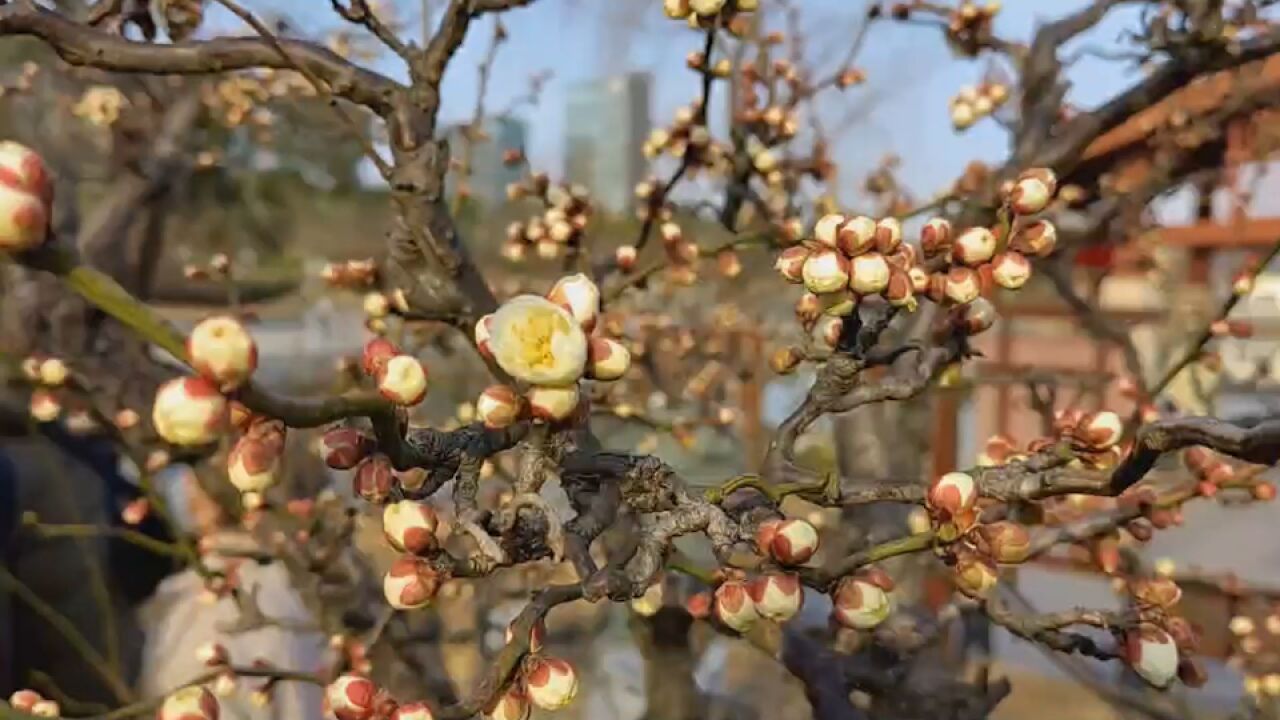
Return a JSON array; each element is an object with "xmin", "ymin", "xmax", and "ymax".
[{"xmin": 488, "ymin": 296, "xmax": 587, "ymax": 386}]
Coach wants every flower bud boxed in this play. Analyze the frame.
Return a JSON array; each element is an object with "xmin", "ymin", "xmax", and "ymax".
[
  {"xmin": 477, "ymin": 385, "xmax": 522, "ymax": 429},
  {"xmin": 943, "ymin": 267, "xmax": 981, "ymax": 305},
  {"xmin": 1126, "ymin": 624, "xmax": 1179, "ymax": 688},
  {"xmin": 630, "ymin": 579, "xmax": 665, "ymax": 617},
  {"xmin": 875, "ymin": 217, "xmax": 902, "ymax": 254},
  {"xmin": 831, "ymin": 576, "xmax": 891, "ymax": 629},
  {"xmin": 1011, "ymin": 220, "xmax": 1057, "ymax": 257},
  {"xmin": 717, "ymin": 249, "xmax": 743, "ymax": 278},
  {"xmin": 1010, "ymin": 176, "xmax": 1052, "ymax": 215},
  {"xmin": 849, "ymin": 252, "xmax": 890, "ymax": 295},
  {"xmin": 363, "ymin": 292, "xmax": 390, "ymax": 319},
  {"xmin": 769, "ymin": 518, "xmax": 819, "ymax": 565},
  {"xmin": 837, "ymin": 215, "xmax": 877, "ymax": 257},
  {"xmin": 770, "ymin": 346, "xmax": 804, "ymax": 374},
  {"xmin": 747, "ymin": 573, "xmax": 803, "ymax": 622},
  {"xmin": 393, "ymin": 702, "xmax": 435, "ymax": 720},
  {"xmin": 615, "ymin": 244, "xmax": 638, "ymax": 271},
  {"xmin": 353, "ymin": 454, "xmax": 394, "ymax": 504},
  {"xmin": 920, "ymin": 217, "xmax": 953, "ymax": 257},
  {"xmin": 950, "ymin": 101, "xmax": 976, "ymax": 129},
  {"xmin": 975, "ymin": 521, "xmax": 1031, "ymax": 564},
  {"xmin": 362, "ymin": 337, "xmax": 400, "ymax": 377},
  {"xmin": 527, "ymin": 385, "xmax": 580, "ymax": 422},
  {"xmin": 1234, "ymin": 270, "xmax": 1256, "ymax": 296},
  {"xmin": 813, "ymin": 316, "xmax": 843, "ymax": 350},
  {"xmin": 383, "ymin": 556, "xmax": 443, "ymax": 610},
  {"xmin": 523, "ymin": 655, "xmax": 578, "ymax": 710},
  {"xmin": 38, "ymin": 357, "xmax": 67, "ymax": 387},
  {"xmin": 908, "ymin": 266, "xmax": 930, "ymax": 294},
  {"xmin": 954, "ymin": 551, "xmax": 999, "ymax": 599},
  {"xmin": 1076, "ymin": 411, "xmax": 1123, "ymax": 450},
  {"xmin": 326, "ymin": 674, "xmax": 377, "ymax": 720},
  {"xmin": 484, "ymin": 687, "xmax": 530, "ymax": 720},
  {"xmin": 928, "ymin": 471, "xmax": 978, "ymax": 517},
  {"xmin": 774, "ymin": 246, "xmax": 808, "ymax": 282},
  {"xmin": 159, "ymin": 686, "xmax": 220, "ymax": 720},
  {"xmin": 196, "ymin": 641, "xmax": 229, "ymax": 667},
  {"xmin": 953, "ymin": 227, "xmax": 997, "ymax": 266},
  {"xmin": 795, "ymin": 292, "xmax": 822, "ymax": 326},
  {"xmin": 383, "ymin": 500, "xmax": 439, "ymax": 555},
  {"xmin": 187, "ymin": 315, "xmax": 258, "ymax": 391},
  {"xmin": 588, "ymin": 337, "xmax": 631, "ymax": 381},
  {"xmin": 475, "ymin": 314, "xmax": 495, "ymax": 359},
  {"xmin": 8, "ymin": 690, "xmax": 43, "ymax": 713},
  {"xmin": 884, "ymin": 269, "xmax": 917, "ymax": 309},
  {"xmin": 802, "ymin": 249, "xmax": 850, "ymax": 294},
  {"xmin": 320, "ymin": 427, "xmax": 374, "ymax": 469},
  {"xmin": 0, "ymin": 180, "xmax": 46, "ymax": 252},
  {"xmin": 227, "ymin": 426, "xmax": 284, "ymax": 493},
  {"xmin": 1132, "ymin": 577, "xmax": 1181, "ymax": 608},
  {"xmin": 152, "ymin": 376, "xmax": 227, "ymax": 446},
  {"xmin": 813, "ymin": 213, "xmax": 845, "ymax": 248},
  {"xmin": 377, "ymin": 355, "xmax": 429, "ymax": 406},
  {"xmin": 546, "ymin": 273, "xmax": 601, "ymax": 331},
  {"xmin": 713, "ymin": 579, "xmax": 759, "ymax": 632},
  {"xmin": 991, "ymin": 250, "xmax": 1031, "ymax": 289},
  {"xmin": 0, "ymin": 141, "xmax": 52, "ymax": 202}
]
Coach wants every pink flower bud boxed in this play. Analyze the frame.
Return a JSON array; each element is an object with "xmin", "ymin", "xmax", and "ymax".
[
  {"xmin": 831, "ymin": 576, "xmax": 892, "ymax": 629},
  {"xmin": 920, "ymin": 218, "xmax": 953, "ymax": 257},
  {"xmin": 774, "ymin": 246, "xmax": 809, "ymax": 283},
  {"xmin": 1077, "ymin": 411, "xmax": 1123, "ymax": 450},
  {"xmin": 950, "ymin": 101, "xmax": 976, "ymax": 129},
  {"xmin": 477, "ymin": 385, "xmax": 522, "ymax": 429},
  {"xmin": 747, "ymin": 573, "xmax": 803, "ymax": 622},
  {"xmin": 1010, "ymin": 176, "xmax": 1052, "ymax": 215},
  {"xmin": 475, "ymin": 314, "xmax": 495, "ymax": 359},
  {"xmin": 615, "ymin": 244, "xmax": 638, "ymax": 271},
  {"xmin": 755, "ymin": 518, "xmax": 781, "ymax": 555},
  {"xmin": 802, "ymin": 249, "xmax": 850, "ymax": 294},
  {"xmin": 363, "ymin": 292, "xmax": 390, "ymax": 319},
  {"xmin": 0, "ymin": 178, "xmax": 47, "ymax": 252},
  {"xmin": 353, "ymin": 454, "xmax": 394, "ymax": 504},
  {"xmin": 660, "ymin": 221, "xmax": 682, "ymax": 244},
  {"xmin": 714, "ymin": 579, "xmax": 759, "ymax": 632},
  {"xmin": 383, "ymin": 556, "xmax": 443, "ymax": 610},
  {"xmin": 813, "ymin": 213, "xmax": 845, "ymax": 247},
  {"xmin": 526, "ymin": 385, "xmax": 580, "ymax": 422},
  {"xmin": 795, "ymin": 292, "xmax": 822, "ymax": 326},
  {"xmin": 717, "ymin": 249, "xmax": 743, "ymax": 278},
  {"xmin": 770, "ymin": 518, "xmax": 819, "ymax": 565},
  {"xmin": 0, "ymin": 141, "xmax": 52, "ymax": 203},
  {"xmin": 954, "ymin": 551, "xmax": 1000, "ymax": 599},
  {"xmin": 484, "ymin": 687, "xmax": 530, "ymax": 720},
  {"xmin": 326, "ymin": 674, "xmax": 377, "ymax": 720},
  {"xmin": 884, "ymin": 268, "xmax": 917, "ymax": 310},
  {"xmin": 819, "ymin": 290, "xmax": 857, "ymax": 317},
  {"xmin": 523, "ymin": 655, "xmax": 579, "ymax": 710},
  {"xmin": 928, "ymin": 471, "xmax": 978, "ymax": 517},
  {"xmin": 152, "ymin": 376, "xmax": 227, "ymax": 446},
  {"xmin": 377, "ymin": 355, "xmax": 429, "ymax": 406},
  {"xmin": 362, "ymin": 337, "xmax": 400, "ymax": 377},
  {"xmin": 1233, "ymin": 270, "xmax": 1256, "ymax": 296},
  {"xmin": 37, "ymin": 357, "xmax": 67, "ymax": 387},
  {"xmin": 1010, "ymin": 220, "xmax": 1057, "ymax": 257},
  {"xmin": 943, "ymin": 267, "xmax": 981, "ymax": 305},
  {"xmin": 185, "ymin": 315, "xmax": 257, "ymax": 389},
  {"xmin": 975, "ymin": 521, "xmax": 1031, "ymax": 564},
  {"xmin": 504, "ymin": 618, "xmax": 547, "ymax": 653},
  {"xmin": 1018, "ymin": 167, "xmax": 1058, "ymax": 196},
  {"xmin": 9, "ymin": 690, "xmax": 43, "ymax": 712},
  {"xmin": 849, "ymin": 252, "xmax": 890, "ymax": 295},
  {"xmin": 953, "ymin": 227, "xmax": 997, "ymax": 266},
  {"xmin": 958, "ymin": 297, "xmax": 998, "ymax": 335},
  {"xmin": 29, "ymin": 390, "xmax": 59, "ymax": 423},
  {"xmin": 320, "ymin": 428, "xmax": 374, "ymax": 470},
  {"xmin": 991, "ymin": 250, "xmax": 1031, "ymax": 289},
  {"xmin": 196, "ymin": 642, "xmax": 229, "ymax": 667},
  {"xmin": 1126, "ymin": 624, "xmax": 1179, "ymax": 688},
  {"xmin": 546, "ymin": 273, "xmax": 601, "ymax": 331},
  {"xmin": 392, "ymin": 702, "xmax": 435, "ymax": 720},
  {"xmin": 227, "ymin": 426, "xmax": 284, "ymax": 493},
  {"xmin": 875, "ymin": 217, "xmax": 902, "ymax": 254},
  {"xmin": 588, "ymin": 337, "xmax": 631, "ymax": 381},
  {"xmin": 158, "ymin": 685, "xmax": 220, "ymax": 720},
  {"xmin": 837, "ymin": 215, "xmax": 877, "ymax": 257},
  {"xmin": 813, "ymin": 316, "xmax": 843, "ymax": 350},
  {"xmin": 383, "ymin": 500, "xmax": 439, "ymax": 555},
  {"xmin": 30, "ymin": 700, "xmax": 59, "ymax": 718}
]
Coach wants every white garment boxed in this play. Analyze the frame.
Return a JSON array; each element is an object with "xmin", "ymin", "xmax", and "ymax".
[{"xmin": 138, "ymin": 533, "xmax": 326, "ymax": 719}]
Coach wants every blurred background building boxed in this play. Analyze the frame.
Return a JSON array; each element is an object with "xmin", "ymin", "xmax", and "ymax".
[{"xmin": 565, "ymin": 72, "xmax": 652, "ymax": 214}]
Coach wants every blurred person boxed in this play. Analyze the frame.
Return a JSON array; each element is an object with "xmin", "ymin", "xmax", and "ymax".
[{"xmin": 137, "ymin": 467, "xmax": 324, "ymax": 718}]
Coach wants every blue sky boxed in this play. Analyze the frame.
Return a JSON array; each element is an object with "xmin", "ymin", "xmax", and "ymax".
[{"xmin": 221, "ymin": 1, "xmax": 1155, "ymax": 200}]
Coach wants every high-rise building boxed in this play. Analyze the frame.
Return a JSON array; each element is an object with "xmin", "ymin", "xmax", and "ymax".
[
  {"xmin": 565, "ymin": 73, "xmax": 652, "ymax": 214},
  {"xmin": 444, "ymin": 115, "xmax": 527, "ymax": 206}
]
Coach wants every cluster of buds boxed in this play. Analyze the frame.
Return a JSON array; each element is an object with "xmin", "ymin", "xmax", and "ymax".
[
  {"xmin": 0, "ymin": 140, "xmax": 52, "ymax": 253},
  {"xmin": 641, "ymin": 101, "xmax": 727, "ymax": 174},
  {"xmin": 1120, "ymin": 578, "xmax": 1204, "ymax": 688},
  {"xmin": 1182, "ymin": 446, "xmax": 1275, "ymax": 500},
  {"xmin": 320, "ymin": 257, "xmax": 379, "ymax": 289},
  {"xmin": 381, "ymin": 500, "xmax": 448, "ymax": 609},
  {"xmin": 324, "ymin": 674, "xmax": 409, "ymax": 720},
  {"xmin": 943, "ymin": 1, "xmax": 1001, "ymax": 56},
  {"xmin": 157, "ymin": 686, "xmax": 220, "ymax": 720},
  {"xmin": 502, "ymin": 177, "xmax": 592, "ymax": 262},
  {"xmin": 948, "ymin": 82, "xmax": 1011, "ymax": 130},
  {"xmin": 152, "ymin": 315, "xmax": 261, "ymax": 447},
  {"xmin": 183, "ymin": 252, "xmax": 234, "ymax": 282},
  {"xmin": 710, "ymin": 572, "xmax": 805, "ymax": 631},
  {"xmin": 8, "ymin": 689, "xmax": 60, "ymax": 717},
  {"xmin": 663, "ymin": 0, "xmax": 757, "ymax": 28},
  {"xmin": 361, "ymin": 337, "xmax": 429, "ymax": 406},
  {"xmin": 755, "ymin": 517, "xmax": 821, "ymax": 565},
  {"xmin": 476, "ymin": 274, "xmax": 629, "ymax": 424}
]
